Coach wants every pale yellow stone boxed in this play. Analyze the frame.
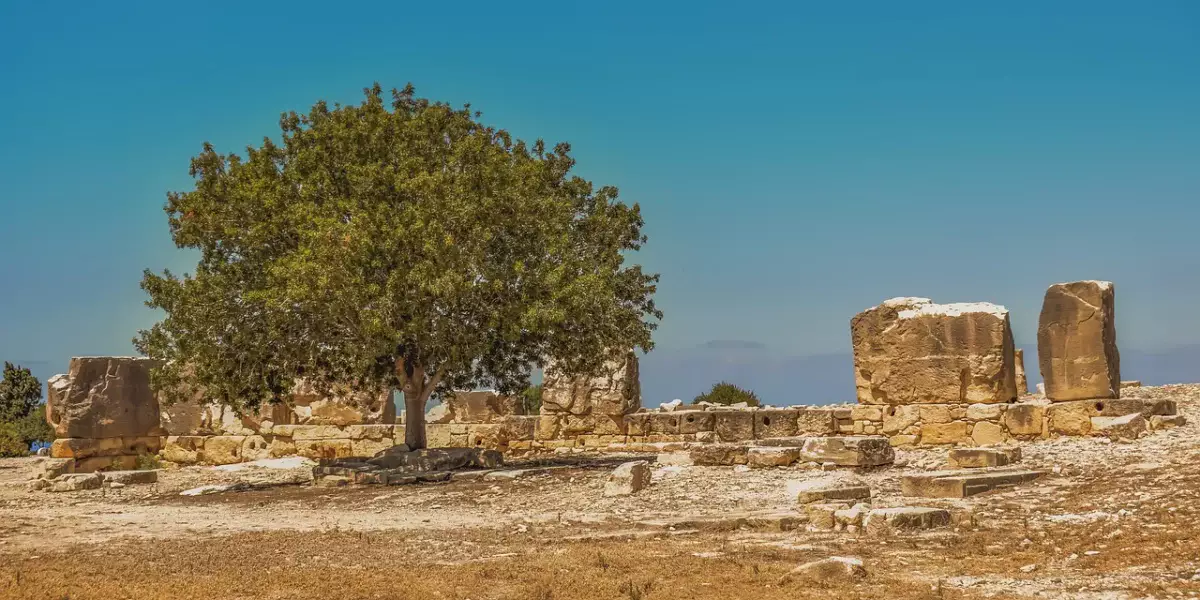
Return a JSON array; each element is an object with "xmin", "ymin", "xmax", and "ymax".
[
  {"xmin": 970, "ymin": 421, "xmax": 1006, "ymax": 445},
  {"xmin": 919, "ymin": 421, "xmax": 970, "ymax": 445},
  {"xmin": 919, "ymin": 405, "xmax": 952, "ymax": 424}
]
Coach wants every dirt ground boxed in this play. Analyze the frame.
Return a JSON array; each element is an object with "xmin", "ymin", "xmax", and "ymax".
[{"xmin": 2, "ymin": 385, "xmax": 1200, "ymax": 600}]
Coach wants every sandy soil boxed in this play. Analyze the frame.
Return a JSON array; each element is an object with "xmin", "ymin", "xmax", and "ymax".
[{"xmin": 1, "ymin": 384, "xmax": 1199, "ymax": 599}]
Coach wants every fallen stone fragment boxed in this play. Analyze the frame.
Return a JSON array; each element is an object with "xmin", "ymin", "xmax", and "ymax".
[
  {"xmin": 1090, "ymin": 413, "xmax": 1147, "ymax": 441},
  {"xmin": 804, "ymin": 503, "xmax": 850, "ymax": 529},
  {"xmin": 788, "ymin": 476, "xmax": 871, "ymax": 504},
  {"xmin": 780, "ymin": 556, "xmax": 866, "ymax": 584},
  {"xmin": 656, "ymin": 452, "xmax": 695, "ymax": 467},
  {"xmin": 746, "ymin": 447, "xmax": 803, "ymax": 468},
  {"xmin": 799, "ymin": 436, "xmax": 893, "ymax": 467},
  {"xmin": 47, "ymin": 473, "xmax": 104, "ymax": 492},
  {"xmin": 102, "ymin": 470, "xmax": 158, "ymax": 485},
  {"xmin": 179, "ymin": 483, "xmax": 250, "ymax": 496},
  {"xmin": 863, "ymin": 507, "xmax": 951, "ymax": 535},
  {"xmin": 689, "ymin": 444, "xmax": 749, "ymax": 466},
  {"xmin": 1150, "ymin": 415, "xmax": 1186, "ymax": 430},
  {"xmin": 901, "ymin": 469, "xmax": 1044, "ymax": 498},
  {"xmin": 947, "ymin": 447, "xmax": 1021, "ymax": 469},
  {"xmin": 315, "ymin": 476, "xmax": 350, "ymax": 487},
  {"xmin": 365, "ymin": 447, "xmax": 499, "ymax": 471},
  {"xmin": 604, "ymin": 461, "xmax": 651, "ymax": 497}
]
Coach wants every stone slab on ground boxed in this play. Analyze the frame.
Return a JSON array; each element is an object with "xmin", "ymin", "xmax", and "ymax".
[
  {"xmin": 863, "ymin": 507, "xmax": 951, "ymax": 535},
  {"xmin": 787, "ymin": 476, "xmax": 871, "ymax": 504},
  {"xmin": 688, "ymin": 444, "xmax": 750, "ymax": 466},
  {"xmin": 780, "ymin": 556, "xmax": 867, "ymax": 584},
  {"xmin": 102, "ymin": 470, "xmax": 158, "ymax": 485},
  {"xmin": 603, "ymin": 461, "xmax": 651, "ymax": 497},
  {"xmin": 1091, "ymin": 413, "xmax": 1147, "ymax": 440},
  {"xmin": 800, "ymin": 436, "xmax": 894, "ymax": 467},
  {"xmin": 947, "ymin": 447, "xmax": 1021, "ymax": 469},
  {"xmin": 46, "ymin": 473, "xmax": 104, "ymax": 492},
  {"xmin": 901, "ymin": 469, "xmax": 1045, "ymax": 498},
  {"xmin": 314, "ymin": 447, "xmax": 502, "ymax": 486}
]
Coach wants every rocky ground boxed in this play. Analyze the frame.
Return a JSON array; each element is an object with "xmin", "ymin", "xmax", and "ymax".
[{"xmin": 1, "ymin": 385, "xmax": 1199, "ymax": 599}]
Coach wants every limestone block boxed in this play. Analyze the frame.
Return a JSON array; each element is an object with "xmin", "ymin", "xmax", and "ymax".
[
  {"xmin": 919, "ymin": 421, "xmax": 970, "ymax": 445},
  {"xmin": 863, "ymin": 507, "xmax": 951, "ymax": 535},
  {"xmin": 648, "ymin": 413, "xmax": 681, "ymax": 435},
  {"xmin": 676, "ymin": 411, "xmax": 714, "ymax": 434},
  {"xmin": 1150, "ymin": 415, "xmax": 1186, "ymax": 430},
  {"xmin": 51, "ymin": 437, "xmax": 125, "ymax": 460},
  {"xmin": 850, "ymin": 405, "xmax": 883, "ymax": 422},
  {"xmin": 797, "ymin": 408, "xmax": 837, "ymax": 435},
  {"xmin": 236, "ymin": 435, "xmax": 269, "ymax": 461},
  {"xmin": 799, "ymin": 436, "xmax": 894, "ymax": 467},
  {"xmin": 970, "ymin": 421, "xmax": 1006, "ymax": 445},
  {"xmin": 281, "ymin": 425, "xmax": 346, "ymax": 440},
  {"xmin": 162, "ymin": 436, "xmax": 204, "ymax": 463},
  {"xmin": 591, "ymin": 414, "xmax": 627, "ymax": 436},
  {"xmin": 966, "ymin": 403, "xmax": 1003, "ymax": 421},
  {"xmin": 689, "ymin": 444, "xmax": 750, "ymax": 466},
  {"xmin": 466, "ymin": 424, "xmax": 504, "ymax": 449},
  {"xmin": 714, "ymin": 411, "xmax": 756, "ymax": 442},
  {"xmin": 623, "ymin": 413, "xmax": 650, "ymax": 437},
  {"xmin": 889, "ymin": 435, "xmax": 918, "ymax": 447},
  {"xmin": 1091, "ymin": 413, "xmax": 1146, "ymax": 441},
  {"xmin": 443, "ymin": 390, "xmax": 522, "ymax": 423},
  {"xmin": 603, "ymin": 461, "xmax": 651, "ymax": 497},
  {"xmin": 882, "ymin": 405, "xmax": 920, "ymax": 435},
  {"xmin": 1120, "ymin": 380, "xmax": 1141, "ymax": 389},
  {"xmin": 202, "ymin": 436, "xmax": 246, "ymax": 465},
  {"xmin": 851, "ymin": 298, "xmax": 1017, "ymax": 405},
  {"xmin": 425, "ymin": 424, "xmax": 452, "ymax": 448},
  {"xmin": 294, "ymin": 439, "xmax": 354, "ymax": 460},
  {"xmin": 755, "ymin": 409, "xmax": 799, "ymax": 438},
  {"xmin": 1014, "ymin": 348, "xmax": 1029, "ymax": 394},
  {"xmin": 351, "ymin": 437, "xmax": 394, "ymax": 458},
  {"xmin": 268, "ymin": 436, "xmax": 296, "ymax": 457},
  {"xmin": 500, "ymin": 415, "xmax": 537, "ymax": 442},
  {"xmin": 540, "ymin": 353, "xmax": 640, "ymax": 416},
  {"xmin": 288, "ymin": 379, "xmax": 394, "ymax": 425},
  {"xmin": 102, "ymin": 470, "xmax": 158, "ymax": 485},
  {"xmin": 74, "ymin": 455, "xmax": 136, "ymax": 472},
  {"xmin": 1048, "ymin": 402, "xmax": 1093, "ymax": 435},
  {"xmin": 787, "ymin": 476, "xmax": 871, "ymax": 504},
  {"xmin": 804, "ymin": 503, "xmax": 849, "ymax": 530},
  {"xmin": 902, "ymin": 469, "xmax": 1043, "ymax": 498},
  {"xmin": 1037, "ymin": 281, "xmax": 1120, "ymax": 401},
  {"xmin": 919, "ymin": 405, "xmax": 952, "ymax": 424},
  {"xmin": 747, "ymin": 447, "xmax": 803, "ymax": 468},
  {"xmin": 47, "ymin": 473, "xmax": 104, "ymax": 492},
  {"xmin": 344, "ymin": 425, "xmax": 396, "ymax": 440},
  {"xmin": 45, "ymin": 357, "xmax": 164, "ymax": 439},
  {"xmin": 948, "ymin": 447, "xmax": 1020, "ymax": 469},
  {"xmin": 1003, "ymin": 404, "xmax": 1046, "ymax": 437}
]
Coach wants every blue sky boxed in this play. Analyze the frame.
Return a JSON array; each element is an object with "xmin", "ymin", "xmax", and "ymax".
[{"xmin": 1, "ymin": 1, "xmax": 1198, "ymax": 393}]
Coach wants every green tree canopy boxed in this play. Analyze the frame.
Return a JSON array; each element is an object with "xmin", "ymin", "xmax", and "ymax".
[
  {"xmin": 0, "ymin": 362, "xmax": 42, "ymax": 422},
  {"xmin": 137, "ymin": 83, "xmax": 661, "ymax": 448},
  {"xmin": 692, "ymin": 382, "xmax": 760, "ymax": 407}
]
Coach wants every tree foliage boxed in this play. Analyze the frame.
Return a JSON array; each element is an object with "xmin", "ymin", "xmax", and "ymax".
[
  {"xmin": 0, "ymin": 362, "xmax": 41, "ymax": 423},
  {"xmin": 137, "ymin": 83, "xmax": 661, "ymax": 448},
  {"xmin": 692, "ymin": 382, "xmax": 760, "ymax": 407}
]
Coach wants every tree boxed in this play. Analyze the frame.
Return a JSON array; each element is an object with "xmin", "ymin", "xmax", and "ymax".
[
  {"xmin": 0, "ymin": 362, "xmax": 41, "ymax": 423},
  {"xmin": 519, "ymin": 384, "xmax": 543, "ymax": 415},
  {"xmin": 692, "ymin": 382, "xmax": 760, "ymax": 407},
  {"xmin": 137, "ymin": 83, "xmax": 661, "ymax": 449}
]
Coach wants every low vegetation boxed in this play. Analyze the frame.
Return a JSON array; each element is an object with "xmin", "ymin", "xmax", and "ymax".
[
  {"xmin": 693, "ymin": 381, "xmax": 760, "ymax": 407},
  {"xmin": 0, "ymin": 362, "xmax": 52, "ymax": 457}
]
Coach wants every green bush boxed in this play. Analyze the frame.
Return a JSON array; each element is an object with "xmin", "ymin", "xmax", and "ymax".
[
  {"xmin": 10, "ymin": 405, "xmax": 53, "ymax": 446},
  {"xmin": 692, "ymin": 381, "xmax": 760, "ymax": 407},
  {"xmin": 0, "ymin": 426, "xmax": 27, "ymax": 457}
]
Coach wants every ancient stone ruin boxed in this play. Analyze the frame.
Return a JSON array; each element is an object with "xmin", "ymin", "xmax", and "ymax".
[{"xmin": 41, "ymin": 280, "xmax": 1185, "ymax": 473}]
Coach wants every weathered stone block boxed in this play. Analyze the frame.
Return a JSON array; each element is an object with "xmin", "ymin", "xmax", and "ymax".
[
  {"xmin": 268, "ymin": 436, "xmax": 296, "ymax": 457},
  {"xmin": 540, "ymin": 353, "xmax": 640, "ymax": 416},
  {"xmin": 603, "ymin": 461, "xmax": 651, "ymax": 497},
  {"xmin": 747, "ymin": 447, "xmax": 803, "ymax": 468},
  {"xmin": 799, "ymin": 436, "xmax": 893, "ymax": 467},
  {"xmin": 1048, "ymin": 401, "xmax": 1093, "ymax": 435},
  {"xmin": 443, "ymin": 390, "xmax": 522, "ymax": 423},
  {"xmin": 852, "ymin": 298, "xmax": 1017, "ymax": 405},
  {"xmin": 966, "ymin": 403, "xmax": 1003, "ymax": 421},
  {"xmin": 863, "ymin": 507, "xmax": 951, "ymax": 535},
  {"xmin": 882, "ymin": 405, "xmax": 920, "ymax": 435},
  {"xmin": 1003, "ymin": 403, "xmax": 1046, "ymax": 437},
  {"xmin": 1037, "ymin": 281, "xmax": 1120, "ymax": 401},
  {"xmin": 344, "ymin": 425, "xmax": 396, "ymax": 440},
  {"xmin": 797, "ymin": 408, "xmax": 837, "ymax": 435},
  {"xmin": 1150, "ymin": 415, "xmax": 1186, "ymax": 430},
  {"xmin": 689, "ymin": 444, "xmax": 750, "ymax": 466},
  {"xmin": 351, "ymin": 437, "xmax": 394, "ymax": 458},
  {"xmin": 919, "ymin": 421, "xmax": 970, "ymax": 445},
  {"xmin": 162, "ymin": 436, "xmax": 204, "ymax": 463},
  {"xmin": 647, "ymin": 413, "xmax": 681, "ymax": 435},
  {"xmin": 781, "ymin": 557, "xmax": 867, "ymax": 583},
  {"xmin": 970, "ymin": 421, "xmax": 1006, "ymax": 445},
  {"xmin": 425, "ymin": 423, "xmax": 452, "ymax": 448},
  {"xmin": 1014, "ymin": 348, "xmax": 1029, "ymax": 394},
  {"xmin": 902, "ymin": 469, "xmax": 1044, "ymax": 498},
  {"xmin": 202, "ymin": 436, "xmax": 246, "ymax": 465},
  {"xmin": 288, "ymin": 379, "xmax": 394, "ymax": 425},
  {"xmin": 294, "ymin": 439, "xmax": 354, "ymax": 460},
  {"xmin": 103, "ymin": 470, "xmax": 158, "ymax": 485},
  {"xmin": 241, "ymin": 435, "xmax": 271, "ymax": 461},
  {"xmin": 755, "ymin": 409, "xmax": 799, "ymax": 438},
  {"xmin": 947, "ymin": 447, "xmax": 1021, "ymax": 469},
  {"xmin": 850, "ymin": 405, "xmax": 883, "ymax": 422},
  {"xmin": 46, "ymin": 357, "xmax": 163, "ymax": 439},
  {"xmin": 676, "ymin": 411, "xmax": 714, "ymax": 434},
  {"xmin": 1091, "ymin": 413, "xmax": 1146, "ymax": 440},
  {"xmin": 714, "ymin": 411, "xmax": 756, "ymax": 441},
  {"xmin": 788, "ymin": 477, "xmax": 871, "ymax": 504},
  {"xmin": 919, "ymin": 405, "xmax": 952, "ymax": 424}
]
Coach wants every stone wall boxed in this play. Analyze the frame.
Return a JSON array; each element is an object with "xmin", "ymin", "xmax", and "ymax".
[{"xmin": 535, "ymin": 352, "xmax": 642, "ymax": 446}]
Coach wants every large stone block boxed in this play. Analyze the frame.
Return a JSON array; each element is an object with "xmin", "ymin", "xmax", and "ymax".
[
  {"xmin": 714, "ymin": 411, "xmax": 756, "ymax": 442},
  {"xmin": 755, "ymin": 409, "xmax": 799, "ymax": 438},
  {"xmin": 443, "ymin": 390, "xmax": 522, "ymax": 423},
  {"xmin": 202, "ymin": 436, "xmax": 246, "ymax": 465},
  {"xmin": 162, "ymin": 436, "xmax": 205, "ymax": 463},
  {"xmin": 920, "ymin": 421, "xmax": 970, "ymax": 445},
  {"xmin": 851, "ymin": 298, "xmax": 1017, "ymax": 405},
  {"xmin": 676, "ymin": 410, "xmax": 714, "ymax": 434},
  {"xmin": 799, "ymin": 436, "xmax": 894, "ymax": 467},
  {"xmin": 540, "ymin": 353, "xmax": 640, "ymax": 417},
  {"xmin": 1037, "ymin": 281, "xmax": 1120, "ymax": 401},
  {"xmin": 1014, "ymin": 349, "xmax": 1029, "ymax": 395},
  {"xmin": 46, "ymin": 357, "xmax": 164, "ymax": 439},
  {"xmin": 1003, "ymin": 403, "xmax": 1046, "ymax": 437}
]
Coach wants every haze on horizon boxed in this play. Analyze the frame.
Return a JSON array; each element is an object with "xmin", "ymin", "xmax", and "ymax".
[{"xmin": 2, "ymin": 2, "xmax": 1198, "ymax": 401}]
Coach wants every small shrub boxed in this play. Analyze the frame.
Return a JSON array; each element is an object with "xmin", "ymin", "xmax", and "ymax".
[
  {"xmin": 135, "ymin": 453, "xmax": 163, "ymax": 470},
  {"xmin": 692, "ymin": 381, "xmax": 760, "ymax": 407},
  {"xmin": 0, "ymin": 425, "xmax": 27, "ymax": 457},
  {"xmin": 11, "ymin": 405, "xmax": 53, "ymax": 447}
]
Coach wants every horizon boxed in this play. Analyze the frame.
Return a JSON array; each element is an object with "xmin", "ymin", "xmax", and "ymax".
[{"xmin": 2, "ymin": 2, "xmax": 1198, "ymax": 401}]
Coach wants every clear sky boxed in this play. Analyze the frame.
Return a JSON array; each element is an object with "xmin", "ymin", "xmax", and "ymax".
[{"xmin": 2, "ymin": 1, "xmax": 1198, "ymax": 389}]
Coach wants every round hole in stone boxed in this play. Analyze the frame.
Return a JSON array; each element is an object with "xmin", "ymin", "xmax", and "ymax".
[
  {"xmin": 686, "ymin": 415, "xmax": 695, "ymax": 423},
  {"xmin": 763, "ymin": 416, "xmax": 772, "ymax": 426},
  {"xmin": 1095, "ymin": 402, "xmax": 1105, "ymax": 412}
]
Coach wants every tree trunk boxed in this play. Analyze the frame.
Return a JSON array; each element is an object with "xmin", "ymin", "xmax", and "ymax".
[{"xmin": 403, "ymin": 389, "xmax": 428, "ymax": 450}]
